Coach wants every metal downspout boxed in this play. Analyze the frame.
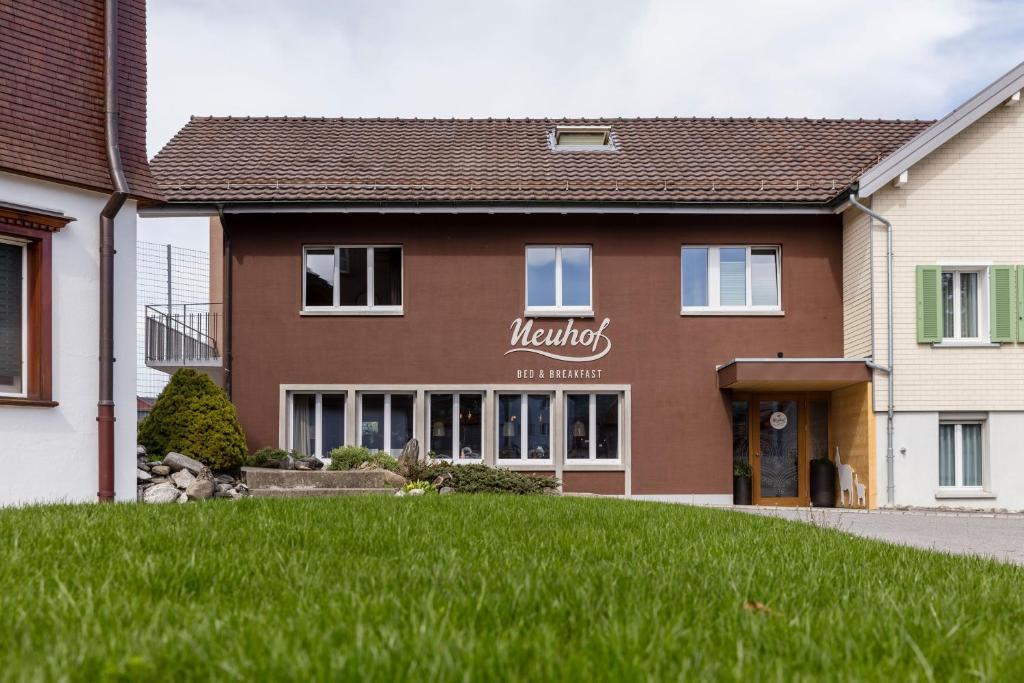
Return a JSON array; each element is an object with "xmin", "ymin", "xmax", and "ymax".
[
  {"xmin": 217, "ymin": 206, "xmax": 232, "ymax": 400},
  {"xmin": 99, "ymin": 0, "xmax": 129, "ymax": 502},
  {"xmin": 849, "ymin": 192, "xmax": 895, "ymax": 506}
]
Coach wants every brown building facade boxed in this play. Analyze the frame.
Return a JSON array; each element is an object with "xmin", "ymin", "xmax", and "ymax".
[
  {"xmin": 148, "ymin": 117, "xmax": 928, "ymax": 504},
  {"xmin": 215, "ymin": 210, "xmax": 852, "ymax": 500}
]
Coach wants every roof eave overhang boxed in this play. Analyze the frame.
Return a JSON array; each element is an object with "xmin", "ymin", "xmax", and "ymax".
[
  {"xmin": 138, "ymin": 200, "xmax": 834, "ymax": 218},
  {"xmin": 856, "ymin": 60, "xmax": 1024, "ymax": 198}
]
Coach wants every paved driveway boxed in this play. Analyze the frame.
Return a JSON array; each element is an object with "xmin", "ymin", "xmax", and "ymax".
[{"xmin": 734, "ymin": 507, "xmax": 1024, "ymax": 565}]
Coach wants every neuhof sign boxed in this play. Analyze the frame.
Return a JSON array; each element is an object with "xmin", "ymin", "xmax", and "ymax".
[{"xmin": 506, "ymin": 317, "xmax": 611, "ymax": 379}]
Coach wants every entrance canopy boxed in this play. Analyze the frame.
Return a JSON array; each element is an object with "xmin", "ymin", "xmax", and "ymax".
[{"xmin": 717, "ymin": 358, "xmax": 871, "ymax": 392}]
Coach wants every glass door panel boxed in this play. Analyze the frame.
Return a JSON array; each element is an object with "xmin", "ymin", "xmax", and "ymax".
[{"xmin": 757, "ymin": 400, "xmax": 799, "ymax": 499}]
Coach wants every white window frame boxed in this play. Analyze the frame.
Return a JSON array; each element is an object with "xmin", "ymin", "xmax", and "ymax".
[
  {"xmin": 940, "ymin": 267, "xmax": 989, "ymax": 343},
  {"xmin": 524, "ymin": 245, "xmax": 593, "ymax": 317},
  {"xmin": 427, "ymin": 392, "xmax": 485, "ymax": 463},
  {"xmin": 0, "ymin": 237, "xmax": 27, "ymax": 398},
  {"xmin": 680, "ymin": 245, "xmax": 782, "ymax": 314},
  {"xmin": 564, "ymin": 392, "xmax": 622, "ymax": 462},
  {"xmin": 358, "ymin": 392, "xmax": 415, "ymax": 455},
  {"xmin": 495, "ymin": 392, "xmax": 553, "ymax": 463},
  {"xmin": 938, "ymin": 419, "xmax": 986, "ymax": 490},
  {"xmin": 301, "ymin": 245, "xmax": 403, "ymax": 316},
  {"xmin": 286, "ymin": 391, "xmax": 346, "ymax": 459}
]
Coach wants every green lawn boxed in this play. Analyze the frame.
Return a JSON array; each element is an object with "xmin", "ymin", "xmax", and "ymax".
[{"xmin": 1, "ymin": 497, "xmax": 1022, "ymax": 681}]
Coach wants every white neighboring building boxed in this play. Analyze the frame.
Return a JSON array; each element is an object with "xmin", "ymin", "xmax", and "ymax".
[
  {"xmin": 843, "ymin": 62, "xmax": 1024, "ymax": 511},
  {"xmin": 0, "ymin": 0, "xmax": 162, "ymax": 505}
]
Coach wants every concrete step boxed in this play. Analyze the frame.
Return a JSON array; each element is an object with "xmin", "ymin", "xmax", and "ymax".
[
  {"xmin": 242, "ymin": 467, "xmax": 405, "ymax": 490},
  {"xmin": 250, "ymin": 487, "xmax": 396, "ymax": 498}
]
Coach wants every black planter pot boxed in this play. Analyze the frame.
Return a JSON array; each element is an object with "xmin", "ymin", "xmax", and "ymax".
[
  {"xmin": 810, "ymin": 458, "xmax": 837, "ymax": 507},
  {"xmin": 733, "ymin": 475, "xmax": 752, "ymax": 505}
]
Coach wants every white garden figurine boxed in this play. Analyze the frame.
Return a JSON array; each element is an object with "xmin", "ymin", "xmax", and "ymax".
[
  {"xmin": 854, "ymin": 473, "xmax": 867, "ymax": 508},
  {"xmin": 835, "ymin": 446, "xmax": 856, "ymax": 507}
]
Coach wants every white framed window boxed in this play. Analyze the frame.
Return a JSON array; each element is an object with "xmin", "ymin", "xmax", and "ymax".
[
  {"xmin": 359, "ymin": 392, "xmax": 415, "ymax": 456},
  {"xmin": 939, "ymin": 420, "xmax": 984, "ymax": 489},
  {"xmin": 0, "ymin": 238, "xmax": 27, "ymax": 397},
  {"xmin": 496, "ymin": 392, "xmax": 552, "ymax": 461},
  {"xmin": 525, "ymin": 245, "xmax": 592, "ymax": 315},
  {"xmin": 302, "ymin": 245, "xmax": 403, "ymax": 314},
  {"xmin": 287, "ymin": 392, "xmax": 345, "ymax": 458},
  {"xmin": 428, "ymin": 392, "xmax": 484, "ymax": 461},
  {"xmin": 565, "ymin": 393, "xmax": 621, "ymax": 461},
  {"xmin": 681, "ymin": 245, "xmax": 780, "ymax": 313},
  {"xmin": 941, "ymin": 268, "xmax": 987, "ymax": 342}
]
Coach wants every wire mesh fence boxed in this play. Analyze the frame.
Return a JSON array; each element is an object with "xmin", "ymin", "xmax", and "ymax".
[{"xmin": 137, "ymin": 242, "xmax": 211, "ymax": 402}]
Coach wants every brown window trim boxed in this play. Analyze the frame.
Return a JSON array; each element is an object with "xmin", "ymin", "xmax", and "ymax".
[{"xmin": 0, "ymin": 203, "xmax": 73, "ymax": 406}]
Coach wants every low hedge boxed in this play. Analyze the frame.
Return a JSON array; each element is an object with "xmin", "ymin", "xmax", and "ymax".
[
  {"xmin": 430, "ymin": 463, "xmax": 559, "ymax": 495},
  {"xmin": 328, "ymin": 446, "xmax": 399, "ymax": 472}
]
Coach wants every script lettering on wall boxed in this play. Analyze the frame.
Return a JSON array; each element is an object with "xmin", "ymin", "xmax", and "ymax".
[{"xmin": 505, "ymin": 318, "xmax": 612, "ymax": 362}]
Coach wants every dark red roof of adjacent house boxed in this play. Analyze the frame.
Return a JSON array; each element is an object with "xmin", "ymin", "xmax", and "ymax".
[
  {"xmin": 149, "ymin": 116, "xmax": 932, "ymax": 206},
  {"xmin": 0, "ymin": 0, "xmax": 161, "ymax": 200}
]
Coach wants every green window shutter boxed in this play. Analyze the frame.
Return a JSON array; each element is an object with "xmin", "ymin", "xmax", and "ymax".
[
  {"xmin": 1018, "ymin": 266, "xmax": 1024, "ymax": 342},
  {"xmin": 916, "ymin": 265, "xmax": 942, "ymax": 343},
  {"xmin": 990, "ymin": 265, "xmax": 1017, "ymax": 342}
]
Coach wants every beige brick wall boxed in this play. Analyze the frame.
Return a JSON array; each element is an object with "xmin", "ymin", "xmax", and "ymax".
[
  {"xmin": 842, "ymin": 206, "xmax": 873, "ymax": 358},
  {"xmin": 853, "ymin": 101, "xmax": 1024, "ymax": 410}
]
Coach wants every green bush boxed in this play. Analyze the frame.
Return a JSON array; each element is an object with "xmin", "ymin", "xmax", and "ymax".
[
  {"xmin": 248, "ymin": 447, "xmax": 294, "ymax": 467},
  {"xmin": 429, "ymin": 463, "xmax": 559, "ymax": 495},
  {"xmin": 327, "ymin": 446, "xmax": 398, "ymax": 472},
  {"xmin": 137, "ymin": 369, "xmax": 247, "ymax": 471}
]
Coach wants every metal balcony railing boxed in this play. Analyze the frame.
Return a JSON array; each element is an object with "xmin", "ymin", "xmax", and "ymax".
[{"xmin": 145, "ymin": 303, "xmax": 222, "ymax": 366}]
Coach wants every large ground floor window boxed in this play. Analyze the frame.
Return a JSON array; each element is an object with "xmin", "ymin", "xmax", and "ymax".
[
  {"xmin": 283, "ymin": 385, "xmax": 629, "ymax": 468},
  {"xmin": 429, "ymin": 392, "xmax": 483, "ymax": 461},
  {"xmin": 497, "ymin": 393, "xmax": 552, "ymax": 461},
  {"xmin": 566, "ymin": 393, "xmax": 619, "ymax": 460},
  {"xmin": 359, "ymin": 393, "xmax": 414, "ymax": 456},
  {"xmin": 288, "ymin": 392, "xmax": 345, "ymax": 457}
]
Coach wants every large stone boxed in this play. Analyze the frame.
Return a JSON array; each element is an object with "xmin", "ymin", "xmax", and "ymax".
[
  {"xmin": 137, "ymin": 445, "xmax": 147, "ymax": 456},
  {"xmin": 149, "ymin": 476, "xmax": 169, "ymax": 485},
  {"xmin": 150, "ymin": 465, "xmax": 170, "ymax": 476},
  {"xmin": 214, "ymin": 474, "xmax": 235, "ymax": 485},
  {"xmin": 439, "ymin": 486, "xmax": 455, "ymax": 495},
  {"xmin": 398, "ymin": 438, "xmax": 421, "ymax": 471},
  {"xmin": 136, "ymin": 468, "xmax": 152, "ymax": 482},
  {"xmin": 137, "ymin": 459, "xmax": 151, "ymax": 471},
  {"xmin": 171, "ymin": 469, "xmax": 196, "ymax": 490},
  {"xmin": 186, "ymin": 467, "xmax": 216, "ymax": 501},
  {"xmin": 163, "ymin": 452, "xmax": 204, "ymax": 475},
  {"xmin": 186, "ymin": 478, "xmax": 215, "ymax": 501},
  {"xmin": 143, "ymin": 483, "xmax": 181, "ymax": 504}
]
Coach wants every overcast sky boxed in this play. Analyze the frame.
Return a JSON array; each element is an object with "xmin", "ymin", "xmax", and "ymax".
[{"xmin": 140, "ymin": 0, "xmax": 1024, "ymax": 250}]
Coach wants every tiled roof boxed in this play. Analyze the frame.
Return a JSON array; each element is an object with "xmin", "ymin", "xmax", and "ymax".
[
  {"xmin": 149, "ymin": 116, "xmax": 932, "ymax": 206},
  {"xmin": 0, "ymin": 0, "xmax": 161, "ymax": 200}
]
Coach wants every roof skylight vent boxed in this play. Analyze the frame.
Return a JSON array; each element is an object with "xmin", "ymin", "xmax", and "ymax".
[{"xmin": 552, "ymin": 125, "xmax": 614, "ymax": 151}]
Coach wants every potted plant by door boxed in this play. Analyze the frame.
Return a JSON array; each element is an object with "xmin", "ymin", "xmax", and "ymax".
[
  {"xmin": 733, "ymin": 462, "xmax": 752, "ymax": 505},
  {"xmin": 810, "ymin": 453, "xmax": 836, "ymax": 507}
]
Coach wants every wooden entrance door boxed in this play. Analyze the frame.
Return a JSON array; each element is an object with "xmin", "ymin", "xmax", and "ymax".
[{"xmin": 744, "ymin": 393, "xmax": 831, "ymax": 507}]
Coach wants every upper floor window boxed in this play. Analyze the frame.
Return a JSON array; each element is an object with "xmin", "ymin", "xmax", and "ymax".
[
  {"xmin": 0, "ymin": 239, "xmax": 26, "ymax": 397},
  {"xmin": 681, "ymin": 246, "xmax": 780, "ymax": 313},
  {"xmin": 525, "ymin": 245, "xmax": 592, "ymax": 315},
  {"xmin": 941, "ymin": 269, "xmax": 986, "ymax": 341},
  {"xmin": 302, "ymin": 246, "xmax": 402, "ymax": 314}
]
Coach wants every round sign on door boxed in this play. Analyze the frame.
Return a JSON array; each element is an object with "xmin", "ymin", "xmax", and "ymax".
[{"xmin": 769, "ymin": 411, "xmax": 788, "ymax": 430}]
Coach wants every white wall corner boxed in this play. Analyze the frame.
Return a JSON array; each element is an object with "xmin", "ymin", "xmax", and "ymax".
[
  {"xmin": 1005, "ymin": 91, "xmax": 1021, "ymax": 106},
  {"xmin": 892, "ymin": 170, "xmax": 909, "ymax": 188}
]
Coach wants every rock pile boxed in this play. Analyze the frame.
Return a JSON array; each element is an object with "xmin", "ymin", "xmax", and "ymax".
[{"xmin": 137, "ymin": 446, "xmax": 249, "ymax": 503}]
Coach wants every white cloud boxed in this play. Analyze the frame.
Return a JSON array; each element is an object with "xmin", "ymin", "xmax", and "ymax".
[{"xmin": 142, "ymin": 0, "xmax": 1024, "ymax": 249}]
